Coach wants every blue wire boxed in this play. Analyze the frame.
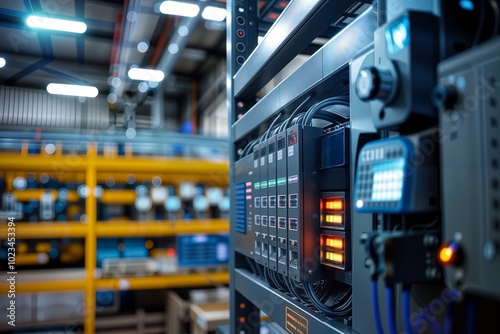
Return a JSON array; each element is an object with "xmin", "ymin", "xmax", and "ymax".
[
  {"xmin": 444, "ymin": 290, "xmax": 459, "ymax": 334},
  {"xmin": 443, "ymin": 301, "xmax": 453, "ymax": 334},
  {"xmin": 414, "ymin": 306, "xmax": 442, "ymax": 334},
  {"xmin": 386, "ymin": 286, "xmax": 398, "ymax": 334},
  {"xmin": 371, "ymin": 280, "xmax": 385, "ymax": 334},
  {"xmin": 402, "ymin": 288, "xmax": 413, "ymax": 334},
  {"xmin": 466, "ymin": 300, "xmax": 475, "ymax": 334}
]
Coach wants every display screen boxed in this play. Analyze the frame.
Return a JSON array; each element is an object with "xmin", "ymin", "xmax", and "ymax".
[{"xmin": 370, "ymin": 158, "xmax": 405, "ymax": 202}]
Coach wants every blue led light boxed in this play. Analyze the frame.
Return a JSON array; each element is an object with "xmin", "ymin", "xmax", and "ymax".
[
  {"xmin": 385, "ymin": 16, "xmax": 410, "ymax": 55},
  {"xmin": 459, "ymin": 0, "xmax": 475, "ymax": 11}
]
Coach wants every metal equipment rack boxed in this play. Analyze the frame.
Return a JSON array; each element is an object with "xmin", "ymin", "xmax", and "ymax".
[{"xmin": 227, "ymin": 1, "xmax": 376, "ymax": 332}]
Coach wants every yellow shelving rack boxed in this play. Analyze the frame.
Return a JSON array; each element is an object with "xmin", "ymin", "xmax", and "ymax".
[{"xmin": 0, "ymin": 142, "xmax": 230, "ymax": 334}]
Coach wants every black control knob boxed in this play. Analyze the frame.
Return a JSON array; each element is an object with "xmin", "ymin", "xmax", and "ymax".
[
  {"xmin": 432, "ymin": 84, "xmax": 458, "ymax": 110},
  {"xmin": 355, "ymin": 67, "xmax": 395, "ymax": 102}
]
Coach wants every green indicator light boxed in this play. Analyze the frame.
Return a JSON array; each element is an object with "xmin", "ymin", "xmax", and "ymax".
[{"xmin": 277, "ymin": 177, "xmax": 286, "ymax": 186}]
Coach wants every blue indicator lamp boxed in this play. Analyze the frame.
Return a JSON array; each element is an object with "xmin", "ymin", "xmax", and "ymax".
[{"xmin": 385, "ymin": 16, "xmax": 410, "ymax": 55}]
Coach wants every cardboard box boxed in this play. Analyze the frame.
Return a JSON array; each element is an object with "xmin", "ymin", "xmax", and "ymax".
[
  {"xmin": 189, "ymin": 301, "xmax": 229, "ymax": 334},
  {"xmin": 167, "ymin": 288, "xmax": 229, "ymax": 334}
]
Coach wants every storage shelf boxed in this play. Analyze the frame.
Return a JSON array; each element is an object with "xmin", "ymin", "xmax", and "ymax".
[
  {"xmin": 0, "ymin": 222, "xmax": 87, "ymax": 239},
  {"xmin": 0, "ymin": 310, "xmax": 167, "ymax": 332},
  {"xmin": 0, "ymin": 129, "xmax": 228, "ymax": 158},
  {"xmin": 93, "ymin": 156, "xmax": 228, "ymax": 174},
  {"xmin": 1, "ymin": 141, "xmax": 230, "ymax": 334},
  {"xmin": 0, "ymin": 220, "xmax": 229, "ymax": 239},
  {"xmin": 100, "ymin": 189, "xmax": 136, "ymax": 204},
  {"xmin": 0, "ymin": 272, "xmax": 229, "ymax": 294},
  {"xmin": 0, "ymin": 153, "xmax": 228, "ymax": 175},
  {"xmin": 96, "ymin": 219, "xmax": 229, "ymax": 237},
  {"xmin": 0, "ymin": 317, "xmax": 84, "ymax": 331},
  {"xmin": 0, "ymin": 153, "xmax": 88, "ymax": 171},
  {"xmin": 13, "ymin": 189, "xmax": 80, "ymax": 202},
  {"xmin": 0, "ymin": 279, "xmax": 86, "ymax": 294},
  {"xmin": 96, "ymin": 272, "xmax": 229, "ymax": 291}
]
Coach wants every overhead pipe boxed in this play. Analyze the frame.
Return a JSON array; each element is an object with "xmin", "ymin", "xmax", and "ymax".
[
  {"xmin": 156, "ymin": 15, "xmax": 202, "ymax": 73},
  {"xmin": 109, "ymin": 0, "xmax": 142, "ymax": 99},
  {"xmin": 143, "ymin": 13, "xmax": 203, "ymax": 88},
  {"xmin": 109, "ymin": 3, "xmax": 212, "ymax": 132},
  {"xmin": 135, "ymin": 13, "xmax": 202, "ymax": 108},
  {"xmin": 109, "ymin": 11, "xmax": 125, "ymax": 77},
  {"xmin": 149, "ymin": 17, "xmax": 174, "ymax": 68}
]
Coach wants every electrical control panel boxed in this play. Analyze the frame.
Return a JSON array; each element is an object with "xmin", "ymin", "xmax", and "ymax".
[{"xmin": 228, "ymin": 1, "xmax": 500, "ymax": 333}]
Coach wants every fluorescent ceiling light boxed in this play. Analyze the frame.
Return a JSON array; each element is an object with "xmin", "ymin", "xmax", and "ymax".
[
  {"xmin": 26, "ymin": 15, "xmax": 87, "ymax": 33},
  {"xmin": 0, "ymin": 57, "xmax": 5, "ymax": 68},
  {"xmin": 159, "ymin": 1, "xmax": 200, "ymax": 17},
  {"xmin": 47, "ymin": 83, "xmax": 99, "ymax": 98},
  {"xmin": 128, "ymin": 68, "xmax": 165, "ymax": 82},
  {"xmin": 202, "ymin": 6, "xmax": 227, "ymax": 21}
]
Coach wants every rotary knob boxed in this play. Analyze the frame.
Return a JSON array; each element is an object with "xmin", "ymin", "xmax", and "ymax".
[
  {"xmin": 432, "ymin": 84, "xmax": 459, "ymax": 110},
  {"xmin": 356, "ymin": 67, "xmax": 396, "ymax": 102}
]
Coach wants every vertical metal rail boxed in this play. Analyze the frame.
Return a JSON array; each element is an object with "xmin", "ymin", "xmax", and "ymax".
[
  {"xmin": 227, "ymin": 0, "xmax": 260, "ymax": 333},
  {"xmin": 84, "ymin": 143, "xmax": 97, "ymax": 334}
]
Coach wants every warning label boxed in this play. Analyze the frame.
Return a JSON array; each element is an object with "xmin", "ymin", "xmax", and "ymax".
[{"xmin": 285, "ymin": 307, "xmax": 308, "ymax": 334}]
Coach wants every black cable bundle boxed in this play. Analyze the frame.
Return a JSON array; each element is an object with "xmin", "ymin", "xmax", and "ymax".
[
  {"xmin": 303, "ymin": 281, "xmax": 352, "ymax": 317},
  {"xmin": 270, "ymin": 270, "xmax": 288, "ymax": 292},
  {"xmin": 239, "ymin": 94, "xmax": 348, "ymax": 159},
  {"xmin": 278, "ymin": 93, "xmax": 316, "ymax": 132},
  {"xmin": 302, "ymin": 96, "xmax": 349, "ymax": 126}
]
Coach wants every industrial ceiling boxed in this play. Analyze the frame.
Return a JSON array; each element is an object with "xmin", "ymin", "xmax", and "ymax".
[{"xmin": 0, "ymin": 0, "xmax": 370, "ymax": 127}]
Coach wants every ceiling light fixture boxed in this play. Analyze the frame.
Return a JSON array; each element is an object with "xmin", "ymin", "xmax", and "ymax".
[
  {"xmin": 0, "ymin": 57, "xmax": 5, "ymax": 68},
  {"xmin": 202, "ymin": 6, "xmax": 227, "ymax": 21},
  {"xmin": 47, "ymin": 83, "xmax": 99, "ymax": 97},
  {"xmin": 137, "ymin": 39, "xmax": 150, "ymax": 53},
  {"xmin": 159, "ymin": 1, "xmax": 200, "ymax": 17},
  {"xmin": 26, "ymin": 15, "xmax": 87, "ymax": 33},
  {"xmin": 128, "ymin": 68, "xmax": 165, "ymax": 82}
]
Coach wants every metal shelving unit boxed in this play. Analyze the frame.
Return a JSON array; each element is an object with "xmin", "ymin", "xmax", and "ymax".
[
  {"xmin": 227, "ymin": 1, "xmax": 377, "ymax": 333},
  {"xmin": 0, "ymin": 141, "xmax": 230, "ymax": 334},
  {"xmin": 0, "ymin": 220, "xmax": 229, "ymax": 239}
]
